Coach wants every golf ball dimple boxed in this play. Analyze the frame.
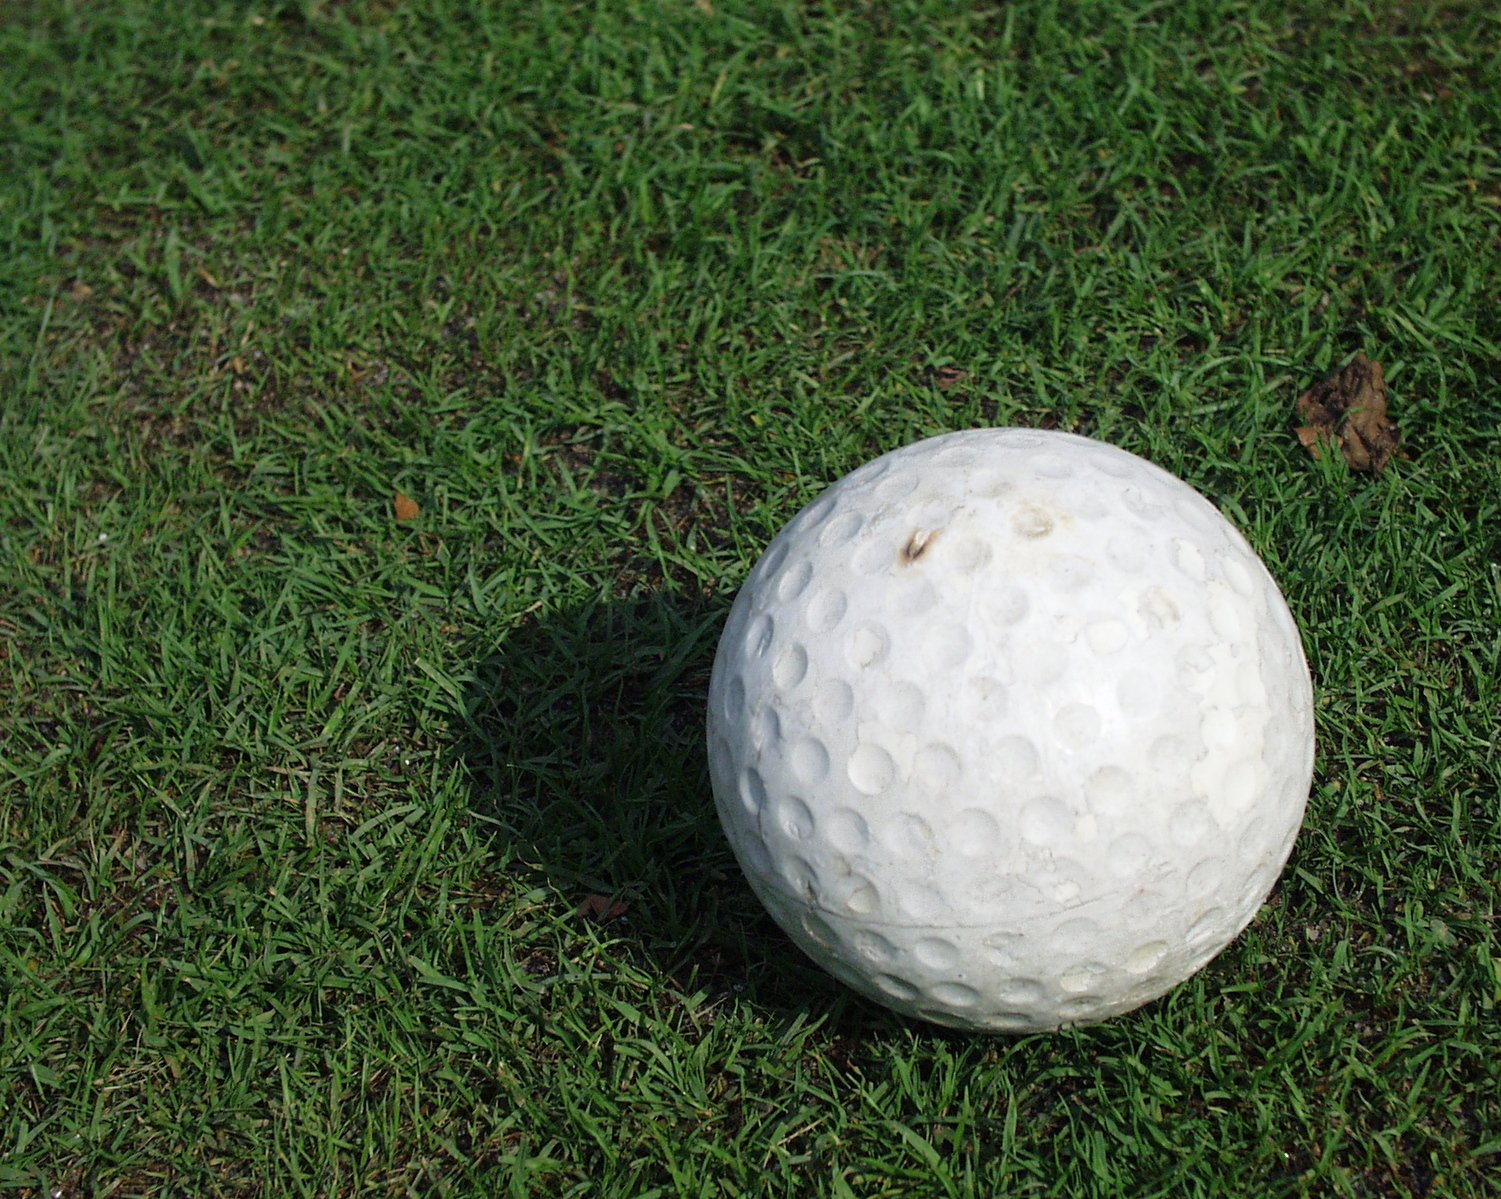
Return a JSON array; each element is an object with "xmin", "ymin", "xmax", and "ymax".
[{"xmin": 707, "ymin": 428, "xmax": 1315, "ymax": 1033}]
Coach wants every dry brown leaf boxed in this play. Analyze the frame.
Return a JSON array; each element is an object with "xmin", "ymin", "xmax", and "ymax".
[
  {"xmin": 1294, "ymin": 353, "xmax": 1401, "ymax": 472},
  {"xmin": 932, "ymin": 367, "xmax": 971, "ymax": 391},
  {"xmin": 577, "ymin": 894, "xmax": 630, "ymax": 923},
  {"xmin": 393, "ymin": 491, "xmax": 421, "ymax": 521}
]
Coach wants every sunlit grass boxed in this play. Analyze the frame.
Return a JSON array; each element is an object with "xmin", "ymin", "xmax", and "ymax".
[{"xmin": 2, "ymin": 1, "xmax": 1498, "ymax": 1194}]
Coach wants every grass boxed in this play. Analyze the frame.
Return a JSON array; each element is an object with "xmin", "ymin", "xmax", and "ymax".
[{"xmin": 2, "ymin": 0, "xmax": 1499, "ymax": 1194}]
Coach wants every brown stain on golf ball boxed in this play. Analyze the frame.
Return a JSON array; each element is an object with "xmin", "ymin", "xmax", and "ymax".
[
  {"xmin": 1139, "ymin": 585, "xmax": 1182, "ymax": 628},
  {"xmin": 900, "ymin": 528, "xmax": 942, "ymax": 565},
  {"xmin": 1012, "ymin": 504, "xmax": 1055, "ymax": 539}
]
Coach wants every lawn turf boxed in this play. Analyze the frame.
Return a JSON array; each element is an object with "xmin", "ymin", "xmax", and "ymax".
[{"xmin": 2, "ymin": 0, "xmax": 1500, "ymax": 1195}]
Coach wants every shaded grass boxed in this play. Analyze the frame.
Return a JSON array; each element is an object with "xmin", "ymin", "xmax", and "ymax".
[{"xmin": 2, "ymin": 0, "xmax": 1499, "ymax": 1195}]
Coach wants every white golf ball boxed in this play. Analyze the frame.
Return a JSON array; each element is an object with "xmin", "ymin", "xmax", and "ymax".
[{"xmin": 707, "ymin": 428, "xmax": 1314, "ymax": 1032}]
